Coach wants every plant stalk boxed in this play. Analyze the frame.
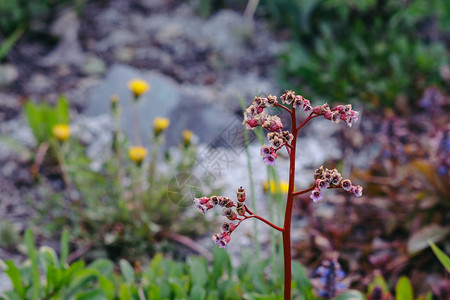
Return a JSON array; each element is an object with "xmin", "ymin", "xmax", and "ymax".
[{"xmin": 282, "ymin": 108, "xmax": 298, "ymax": 299}]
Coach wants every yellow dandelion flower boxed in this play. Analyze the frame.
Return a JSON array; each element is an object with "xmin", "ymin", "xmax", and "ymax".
[
  {"xmin": 52, "ymin": 124, "xmax": 71, "ymax": 142},
  {"xmin": 263, "ymin": 180, "xmax": 290, "ymax": 194},
  {"xmin": 153, "ymin": 117, "xmax": 170, "ymax": 135},
  {"xmin": 129, "ymin": 146, "xmax": 148, "ymax": 164},
  {"xmin": 182, "ymin": 130, "xmax": 194, "ymax": 144},
  {"xmin": 128, "ymin": 79, "xmax": 150, "ymax": 98}
]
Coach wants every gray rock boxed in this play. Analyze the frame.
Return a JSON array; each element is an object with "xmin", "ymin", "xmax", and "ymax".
[
  {"xmin": 83, "ymin": 64, "xmax": 235, "ymax": 148},
  {"xmin": 0, "ymin": 65, "xmax": 19, "ymax": 88},
  {"xmin": 81, "ymin": 56, "xmax": 107, "ymax": 76},
  {"xmin": 0, "ymin": 272, "xmax": 12, "ymax": 295},
  {"xmin": 40, "ymin": 9, "xmax": 84, "ymax": 67}
]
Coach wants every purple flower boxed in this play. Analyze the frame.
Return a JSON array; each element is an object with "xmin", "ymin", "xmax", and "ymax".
[
  {"xmin": 310, "ymin": 188, "xmax": 323, "ymax": 202},
  {"xmin": 212, "ymin": 232, "xmax": 231, "ymax": 249},
  {"xmin": 264, "ymin": 154, "xmax": 276, "ymax": 166},
  {"xmin": 351, "ymin": 185, "xmax": 363, "ymax": 197},
  {"xmin": 341, "ymin": 179, "xmax": 352, "ymax": 191}
]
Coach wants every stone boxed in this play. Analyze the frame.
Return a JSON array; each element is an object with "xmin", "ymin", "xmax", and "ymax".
[
  {"xmin": 81, "ymin": 55, "xmax": 107, "ymax": 76},
  {"xmin": 0, "ymin": 64, "xmax": 19, "ymax": 88},
  {"xmin": 40, "ymin": 9, "xmax": 84, "ymax": 67}
]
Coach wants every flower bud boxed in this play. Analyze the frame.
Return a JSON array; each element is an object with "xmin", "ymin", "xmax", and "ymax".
[
  {"xmin": 153, "ymin": 117, "xmax": 170, "ymax": 136},
  {"xmin": 236, "ymin": 187, "xmax": 246, "ymax": 202},
  {"xmin": 236, "ymin": 202, "xmax": 246, "ymax": 216},
  {"xmin": 223, "ymin": 208, "xmax": 237, "ymax": 221},
  {"xmin": 52, "ymin": 124, "xmax": 71, "ymax": 142}
]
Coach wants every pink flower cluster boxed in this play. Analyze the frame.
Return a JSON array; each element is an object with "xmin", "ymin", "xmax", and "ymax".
[
  {"xmin": 310, "ymin": 166, "xmax": 363, "ymax": 202},
  {"xmin": 242, "ymin": 95, "xmax": 283, "ymax": 132},
  {"xmin": 314, "ymin": 103, "xmax": 359, "ymax": 128},
  {"xmin": 280, "ymin": 90, "xmax": 312, "ymax": 111},
  {"xmin": 194, "ymin": 187, "xmax": 247, "ymax": 248}
]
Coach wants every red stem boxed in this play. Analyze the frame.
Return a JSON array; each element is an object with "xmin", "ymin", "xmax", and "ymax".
[
  {"xmin": 275, "ymin": 103, "xmax": 292, "ymax": 114},
  {"xmin": 247, "ymin": 215, "xmax": 284, "ymax": 232},
  {"xmin": 292, "ymin": 185, "xmax": 315, "ymax": 197},
  {"xmin": 282, "ymin": 108, "xmax": 298, "ymax": 300},
  {"xmin": 296, "ymin": 113, "xmax": 319, "ymax": 131}
]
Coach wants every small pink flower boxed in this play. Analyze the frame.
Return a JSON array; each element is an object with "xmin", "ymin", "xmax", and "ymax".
[
  {"xmin": 324, "ymin": 111, "xmax": 333, "ymax": 120},
  {"xmin": 303, "ymin": 100, "xmax": 312, "ymax": 112},
  {"xmin": 260, "ymin": 144, "xmax": 271, "ymax": 157},
  {"xmin": 264, "ymin": 154, "xmax": 276, "ymax": 166},
  {"xmin": 341, "ymin": 179, "xmax": 352, "ymax": 191},
  {"xmin": 212, "ymin": 232, "xmax": 231, "ymax": 248},
  {"xmin": 194, "ymin": 197, "xmax": 213, "ymax": 214},
  {"xmin": 316, "ymin": 179, "xmax": 329, "ymax": 190},
  {"xmin": 310, "ymin": 188, "xmax": 323, "ymax": 202},
  {"xmin": 351, "ymin": 185, "xmax": 363, "ymax": 197},
  {"xmin": 221, "ymin": 222, "xmax": 236, "ymax": 233}
]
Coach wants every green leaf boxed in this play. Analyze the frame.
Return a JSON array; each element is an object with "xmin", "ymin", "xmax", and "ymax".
[
  {"xmin": 335, "ymin": 290, "xmax": 366, "ymax": 300},
  {"xmin": 0, "ymin": 26, "xmax": 24, "ymax": 61},
  {"xmin": 4, "ymin": 260, "xmax": 24, "ymax": 299},
  {"xmin": 60, "ymin": 230, "xmax": 69, "ymax": 268},
  {"xmin": 63, "ymin": 269, "xmax": 98, "ymax": 299},
  {"xmin": 292, "ymin": 261, "xmax": 314, "ymax": 300},
  {"xmin": 212, "ymin": 247, "xmax": 232, "ymax": 281},
  {"xmin": 119, "ymin": 283, "xmax": 131, "ymax": 300},
  {"xmin": 24, "ymin": 229, "xmax": 40, "ymax": 300},
  {"xmin": 55, "ymin": 96, "xmax": 70, "ymax": 124},
  {"xmin": 190, "ymin": 285, "xmax": 206, "ymax": 300},
  {"xmin": 88, "ymin": 259, "xmax": 114, "ymax": 276},
  {"xmin": 428, "ymin": 240, "xmax": 450, "ymax": 273},
  {"xmin": 119, "ymin": 259, "xmax": 135, "ymax": 284},
  {"xmin": 187, "ymin": 256, "xmax": 208, "ymax": 288},
  {"xmin": 368, "ymin": 274, "xmax": 389, "ymax": 294},
  {"xmin": 76, "ymin": 289, "xmax": 106, "ymax": 300},
  {"xmin": 98, "ymin": 276, "xmax": 115, "ymax": 300},
  {"xmin": 395, "ymin": 276, "xmax": 413, "ymax": 300}
]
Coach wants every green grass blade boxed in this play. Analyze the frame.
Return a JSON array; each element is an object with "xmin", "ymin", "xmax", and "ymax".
[{"xmin": 428, "ymin": 240, "xmax": 450, "ymax": 273}]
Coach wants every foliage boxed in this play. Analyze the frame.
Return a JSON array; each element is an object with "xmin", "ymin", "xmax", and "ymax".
[
  {"xmin": 1, "ymin": 230, "xmax": 439, "ymax": 299},
  {"xmin": 260, "ymin": 0, "xmax": 449, "ymax": 107},
  {"xmin": 0, "ymin": 0, "xmax": 85, "ymax": 35},
  {"xmin": 428, "ymin": 240, "xmax": 450, "ymax": 273},
  {"xmin": 24, "ymin": 97, "xmax": 70, "ymax": 146},
  {"xmin": 0, "ymin": 229, "xmax": 315, "ymax": 300},
  {"xmin": 22, "ymin": 93, "xmax": 214, "ymax": 261}
]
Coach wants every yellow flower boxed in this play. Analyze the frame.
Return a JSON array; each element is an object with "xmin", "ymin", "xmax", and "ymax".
[
  {"xmin": 52, "ymin": 124, "xmax": 71, "ymax": 142},
  {"xmin": 182, "ymin": 130, "xmax": 194, "ymax": 144},
  {"xmin": 129, "ymin": 146, "xmax": 148, "ymax": 164},
  {"xmin": 263, "ymin": 180, "xmax": 290, "ymax": 194},
  {"xmin": 127, "ymin": 79, "xmax": 150, "ymax": 98},
  {"xmin": 153, "ymin": 117, "xmax": 170, "ymax": 135}
]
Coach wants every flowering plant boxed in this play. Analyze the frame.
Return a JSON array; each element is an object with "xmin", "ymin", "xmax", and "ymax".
[{"xmin": 194, "ymin": 90, "xmax": 363, "ymax": 299}]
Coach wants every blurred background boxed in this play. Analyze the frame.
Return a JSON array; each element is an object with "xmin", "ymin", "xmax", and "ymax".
[{"xmin": 0, "ymin": 0, "xmax": 449, "ymax": 299}]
